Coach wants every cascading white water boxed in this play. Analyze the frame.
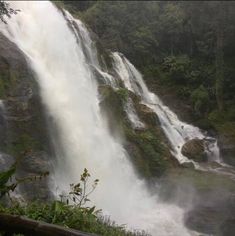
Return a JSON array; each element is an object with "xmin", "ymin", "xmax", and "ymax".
[
  {"xmin": 0, "ymin": 1, "xmax": 198, "ymax": 235},
  {"xmin": 65, "ymin": 11, "xmax": 143, "ymax": 130},
  {"xmin": 65, "ymin": 11, "xmax": 118, "ymax": 89},
  {"xmin": 124, "ymin": 97, "xmax": 145, "ymax": 129},
  {"xmin": 64, "ymin": 10, "xmax": 100, "ymax": 68},
  {"xmin": 112, "ymin": 52, "xmax": 221, "ymax": 165},
  {"xmin": 112, "ymin": 53, "xmax": 235, "ymax": 181}
]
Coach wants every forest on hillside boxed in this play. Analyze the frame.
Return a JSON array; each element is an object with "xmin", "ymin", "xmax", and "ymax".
[
  {"xmin": 64, "ymin": 1, "xmax": 235, "ymax": 138},
  {"xmin": 0, "ymin": 1, "xmax": 235, "ymax": 236}
]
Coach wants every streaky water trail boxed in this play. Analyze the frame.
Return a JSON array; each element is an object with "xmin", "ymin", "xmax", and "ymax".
[
  {"xmin": 0, "ymin": 1, "xmax": 197, "ymax": 235},
  {"xmin": 112, "ymin": 52, "xmax": 235, "ymax": 180},
  {"xmin": 112, "ymin": 52, "xmax": 220, "ymax": 165}
]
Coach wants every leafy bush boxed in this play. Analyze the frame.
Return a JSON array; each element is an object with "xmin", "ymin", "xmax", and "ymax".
[
  {"xmin": 191, "ymin": 85, "xmax": 210, "ymax": 116},
  {"xmin": 162, "ymin": 55, "xmax": 191, "ymax": 84},
  {"xmin": 0, "ymin": 168, "xmax": 148, "ymax": 236},
  {"xmin": 116, "ymin": 88, "xmax": 129, "ymax": 102},
  {"xmin": 176, "ymin": 86, "xmax": 191, "ymax": 98},
  {"xmin": 1, "ymin": 201, "xmax": 148, "ymax": 236}
]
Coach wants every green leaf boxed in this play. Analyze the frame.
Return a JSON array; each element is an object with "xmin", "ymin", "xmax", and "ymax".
[
  {"xmin": 0, "ymin": 164, "xmax": 16, "ymax": 187},
  {"xmin": 87, "ymin": 206, "xmax": 95, "ymax": 214}
]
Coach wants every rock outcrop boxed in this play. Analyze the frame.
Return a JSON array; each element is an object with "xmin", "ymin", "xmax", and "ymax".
[
  {"xmin": 99, "ymin": 85, "xmax": 178, "ymax": 179},
  {"xmin": 137, "ymin": 104, "xmax": 158, "ymax": 127},
  {"xmin": 218, "ymin": 127, "xmax": 235, "ymax": 167},
  {"xmin": 0, "ymin": 33, "xmax": 52, "ymax": 200},
  {"xmin": 181, "ymin": 138, "xmax": 207, "ymax": 162}
]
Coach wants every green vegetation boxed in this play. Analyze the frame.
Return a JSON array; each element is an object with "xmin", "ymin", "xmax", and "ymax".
[
  {"xmin": 0, "ymin": 202, "xmax": 148, "ymax": 236},
  {"xmin": 63, "ymin": 1, "xmax": 235, "ymax": 143},
  {"xmin": 191, "ymin": 85, "xmax": 210, "ymax": 116},
  {"xmin": 0, "ymin": 167, "xmax": 148, "ymax": 236},
  {"xmin": 1, "ymin": 1, "xmax": 235, "ymax": 234},
  {"xmin": 0, "ymin": 163, "xmax": 17, "ymax": 199},
  {"xmin": 116, "ymin": 88, "xmax": 129, "ymax": 103},
  {"xmin": 125, "ymin": 128, "xmax": 169, "ymax": 178},
  {"xmin": 0, "ymin": 162, "xmax": 48, "ymax": 200},
  {"xmin": 99, "ymin": 85, "xmax": 174, "ymax": 179}
]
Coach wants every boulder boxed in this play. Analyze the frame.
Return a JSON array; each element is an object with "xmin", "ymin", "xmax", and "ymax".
[
  {"xmin": 181, "ymin": 161, "xmax": 195, "ymax": 169},
  {"xmin": 138, "ymin": 104, "xmax": 158, "ymax": 126},
  {"xmin": 181, "ymin": 138, "xmax": 207, "ymax": 162}
]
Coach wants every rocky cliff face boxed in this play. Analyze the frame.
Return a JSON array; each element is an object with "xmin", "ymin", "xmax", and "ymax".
[
  {"xmin": 0, "ymin": 29, "xmax": 178, "ymax": 201},
  {"xmin": 150, "ymin": 82, "xmax": 235, "ymax": 168},
  {"xmin": 99, "ymin": 85, "xmax": 178, "ymax": 180},
  {"xmin": 0, "ymin": 33, "xmax": 52, "ymax": 200},
  {"xmin": 218, "ymin": 125, "xmax": 235, "ymax": 167}
]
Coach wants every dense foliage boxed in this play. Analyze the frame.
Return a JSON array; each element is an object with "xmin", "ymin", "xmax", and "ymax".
[
  {"xmin": 63, "ymin": 1, "xmax": 235, "ymax": 136},
  {"xmin": 0, "ymin": 202, "xmax": 148, "ymax": 236}
]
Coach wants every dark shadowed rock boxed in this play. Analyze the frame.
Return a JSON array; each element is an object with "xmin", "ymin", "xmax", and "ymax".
[
  {"xmin": 138, "ymin": 104, "xmax": 158, "ymax": 127},
  {"xmin": 219, "ymin": 132, "xmax": 235, "ymax": 167},
  {"xmin": 181, "ymin": 161, "xmax": 195, "ymax": 168},
  {"xmin": 181, "ymin": 138, "xmax": 207, "ymax": 162},
  {"xmin": 0, "ymin": 153, "xmax": 15, "ymax": 172},
  {"xmin": 17, "ymin": 151, "xmax": 52, "ymax": 201},
  {"xmin": 185, "ymin": 190, "xmax": 235, "ymax": 236},
  {"xmin": 0, "ymin": 33, "xmax": 53, "ymax": 200}
]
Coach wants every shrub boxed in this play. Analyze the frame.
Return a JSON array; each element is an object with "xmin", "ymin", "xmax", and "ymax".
[
  {"xmin": 0, "ymin": 168, "xmax": 148, "ymax": 236},
  {"xmin": 162, "ymin": 55, "xmax": 191, "ymax": 84},
  {"xmin": 191, "ymin": 85, "xmax": 210, "ymax": 116}
]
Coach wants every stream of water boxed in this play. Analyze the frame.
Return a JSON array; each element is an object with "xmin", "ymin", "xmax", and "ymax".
[
  {"xmin": 0, "ymin": 1, "xmax": 200, "ymax": 235},
  {"xmin": 1, "ymin": 1, "xmax": 234, "ymax": 235}
]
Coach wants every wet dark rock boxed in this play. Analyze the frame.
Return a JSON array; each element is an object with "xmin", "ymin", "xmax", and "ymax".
[
  {"xmin": 17, "ymin": 151, "xmax": 52, "ymax": 201},
  {"xmin": 0, "ymin": 33, "xmax": 53, "ymax": 200},
  {"xmin": 149, "ymin": 81, "xmax": 235, "ymax": 168},
  {"xmin": 99, "ymin": 84, "xmax": 178, "ymax": 178},
  {"xmin": 219, "ymin": 134, "xmax": 235, "ymax": 167},
  {"xmin": 0, "ymin": 153, "xmax": 15, "ymax": 172},
  {"xmin": 185, "ymin": 191, "xmax": 235, "ymax": 236},
  {"xmin": 19, "ymin": 151, "xmax": 51, "ymax": 174},
  {"xmin": 181, "ymin": 161, "xmax": 195, "ymax": 169},
  {"xmin": 138, "ymin": 104, "xmax": 158, "ymax": 127},
  {"xmin": 181, "ymin": 138, "xmax": 207, "ymax": 162},
  {"xmin": 220, "ymin": 218, "xmax": 235, "ymax": 236}
]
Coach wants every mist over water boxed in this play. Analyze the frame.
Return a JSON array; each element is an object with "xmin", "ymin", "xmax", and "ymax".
[{"xmin": 0, "ymin": 1, "xmax": 209, "ymax": 235}]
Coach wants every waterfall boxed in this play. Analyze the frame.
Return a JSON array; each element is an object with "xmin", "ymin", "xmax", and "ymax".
[
  {"xmin": 124, "ymin": 97, "xmax": 145, "ymax": 129},
  {"xmin": 0, "ymin": 1, "xmax": 199, "ymax": 235},
  {"xmin": 111, "ymin": 53, "xmax": 235, "ymax": 181},
  {"xmin": 112, "ymin": 52, "xmax": 222, "ymax": 166}
]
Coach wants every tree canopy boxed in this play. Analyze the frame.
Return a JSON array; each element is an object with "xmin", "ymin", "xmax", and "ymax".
[{"xmin": 63, "ymin": 1, "xmax": 235, "ymax": 130}]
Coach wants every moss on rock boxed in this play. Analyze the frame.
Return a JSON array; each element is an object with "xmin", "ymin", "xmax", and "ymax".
[{"xmin": 99, "ymin": 84, "xmax": 178, "ymax": 179}]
